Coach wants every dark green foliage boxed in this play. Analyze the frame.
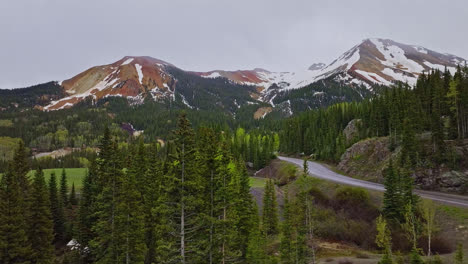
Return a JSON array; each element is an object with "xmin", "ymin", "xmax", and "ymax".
[
  {"xmin": 0, "ymin": 81, "xmax": 65, "ymax": 109},
  {"xmin": 60, "ymin": 168, "xmax": 68, "ymax": 206},
  {"xmin": 0, "ymin": 116, "xmax": 277, "ymax": 262},
  {"xmin": 382, "ymin": 160, "xmax": 419, "ymax": 223},
  {"xmin": 69, "ymin": 182, "xmax": 77, "ymax": 206},
  {"xmin": 0, "ymin": 150, "xmax": 33, "ymax": 263},
  {"xmin": 29, "ymin": 168, "xmax": 55, "ymax": 263},
  {"xmin": 280, "ymin": 188, "xmax": 293, "ymax": 264},
  {"xmin": 262, "ymin": 179, "xmax": 279, "ymax": 236},
  {"xmin": 272, "ymin": 75, "xmax": 373, "ymax": 113},
  {"xmin": 383, "ymin": 160, "xmax": 402, "ymax": 221},
  {"xmin": 49, "ymin": 172, "xmax": 66, "ymax": 243},
  {"xmin": 246, "ymin": 203, "xmax": 268, "ymax": 263},
  {"xmin": 77, "ymin": 161, "xmax": 98, "ymax": 262}
]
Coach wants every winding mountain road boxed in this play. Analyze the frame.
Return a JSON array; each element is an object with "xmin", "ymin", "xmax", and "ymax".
[{"xmin": 278, "ymin": 156, "xmax": 468, "ymax": 208}]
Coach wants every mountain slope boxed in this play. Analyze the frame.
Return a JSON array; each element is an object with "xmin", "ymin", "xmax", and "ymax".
[
  {"xmin": 43, "ymin": 38, "xmax": 466, "ymax": 113},
  {"xmin": 45, "ymin": 56, "xmax": 177, "ymax": 110},
  {"xmin": 196, "ymin": 38, "xmax": 466, "ymax": 93}
]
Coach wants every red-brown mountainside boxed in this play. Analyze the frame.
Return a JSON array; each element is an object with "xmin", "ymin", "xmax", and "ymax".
[
  {"xmin": 43, "ymin": 39, "xmax": 466, "ymax": 111},
  {"xmin": 45, "ymin": 56, "xmax": 177, "ymax": 110}
]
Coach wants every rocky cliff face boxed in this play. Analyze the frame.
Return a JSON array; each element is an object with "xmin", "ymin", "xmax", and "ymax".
[
  {"xmin": 337, "ymin": 137, "xmax": 396, "ymax": 182},
  {"xmin": 337, "ymin": 122, "xmax": 468, "ymax": 193}
]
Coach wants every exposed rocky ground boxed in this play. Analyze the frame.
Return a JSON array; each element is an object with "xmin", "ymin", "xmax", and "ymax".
[{"xmin": 337, "ymin": 128, "xmax": 468, "ymax": 194}]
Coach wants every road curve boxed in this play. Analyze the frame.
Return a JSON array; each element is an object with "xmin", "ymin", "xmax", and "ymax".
[{"xmin": 278, "ymin": 156, "xmax": 468, "ymax": 208}]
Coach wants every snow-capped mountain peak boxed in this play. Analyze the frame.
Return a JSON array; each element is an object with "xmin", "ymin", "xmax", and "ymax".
[
  {"xmin": 44, "ymin": 39, "xmax": 466, "ymax": 110},
  {"xmin": 200, "ymin": 38, "xmax": 466, "ymax": 96}
]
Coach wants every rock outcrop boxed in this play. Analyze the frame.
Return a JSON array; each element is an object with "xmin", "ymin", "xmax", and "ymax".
[
  {"xmin": 343, "ymin": 119, "xmax": 362, "ymax": 145},
  {"xmin": 337, "ymin": 137, "xmax": 468, "ymax": 193}
]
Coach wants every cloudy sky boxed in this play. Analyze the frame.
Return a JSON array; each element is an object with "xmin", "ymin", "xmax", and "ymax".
[{"xmin": 1, "ymin": 0, "xmax": 467, "ymax": 88}]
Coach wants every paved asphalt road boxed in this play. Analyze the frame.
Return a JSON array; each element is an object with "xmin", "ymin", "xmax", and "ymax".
[{"xmin": 278, "ymin": 156, "xmax": 468, "ymax": 208}]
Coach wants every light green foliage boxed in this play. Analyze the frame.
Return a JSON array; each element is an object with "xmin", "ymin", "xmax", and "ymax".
[
  {"xmin": 376, "ymin": 215, "xmax": 393, "ymax": 264},
  {"xmin": 249, "ymin": 177, "xmax": 268, "ymax": 188},
  {"xmin": 455, "ymin": 243, "xmax": 464, "ymax": 264},
  {"xmin": 0, "ymin": 137, "xmax": 22, "ymax": 161},
  {"xmin": 0, "ymin": 119, "xmax": 13, "ymax": 127}
]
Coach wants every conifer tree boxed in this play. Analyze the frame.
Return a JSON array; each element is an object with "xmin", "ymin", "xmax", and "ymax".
[
  {"xmin": 69, "ymin": 182, "xmax": 77, "ymax": 206},
  {"xmin": 78, "ymin": 161, "xmax": 98, "ymax": 250},
  {"xmin": 246, "ymin": 203, "xmax": 267, "ymax": 263},
  {"xmin": 49, "ymin": 172, "xmax": 66, "ymax": 243},
  {"xmin": 383, "ymin": 160, "xmax": 401, "ymax": 221},
  {"xmin": 262, "ymin": 179, "xmax": 279, "ymax": 236},
  {"xmin": 142, "ymin": 143, "xmax": 170, "ymax": 264},
  {"xmin": 91, "ymin": 139, "xmax": 124, "ymax": 263},
  {"xmin": 230, "ymin": 157, "xmax": 256, "ymax": 259},
  {"xmin": 29, "ymin": 168, "xmax": 55, "ymax": 263},
  {"xmin": 215, "ymin": 148, "xmax": 240, "ymax": 263},
  {"xmin": 60, "ymin": 168, "xmax": 68, "ymax": 206},
  {"xmin": 165, "ymin": 113, "xmax": 205, "ymax": 263},
  {"xmin": 197, "ymin": 127, "xmax": 218, "ymax": 264},
  {"xmin": 280, "ymin": 188, "xmax": 293, "ymax": 264},
  {"xmin": 12, "ymin": 141, "xmax": 30, "ymax": 194},
  {"xmin": 114, "ymin": 165, "xmax": 146, "ymax": 263},
  {"xmin": 0, "ymin": 163, "xmax": 32, "ymax": 263}
]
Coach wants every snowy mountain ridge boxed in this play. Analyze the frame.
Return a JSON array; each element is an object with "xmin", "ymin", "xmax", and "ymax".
[{"xmin": 44, "ymin": 38, "xmax": 466, "ymax": 110}]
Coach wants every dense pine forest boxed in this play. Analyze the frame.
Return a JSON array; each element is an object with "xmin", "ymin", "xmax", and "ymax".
[
  {"xmin": 2, "ymin": 112, "xmax": 466, "ymax": 263},
  {"xmin": 279, "ymin": 66, "xmax": 468, "ymax": 167},
  {"xmin": 0, "ymin": 114, "xmax": 282, "ymax": 263}
]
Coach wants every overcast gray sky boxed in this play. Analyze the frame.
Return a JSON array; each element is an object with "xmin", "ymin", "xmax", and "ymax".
[{"xmin": 1, "ymin": 0, "xmax": 467, "ymax": 88}]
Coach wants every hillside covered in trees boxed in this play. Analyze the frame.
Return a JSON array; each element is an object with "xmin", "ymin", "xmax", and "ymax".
[{"xmin": 279, "ymin": 66, "xmax": 468, "ymax": 192}]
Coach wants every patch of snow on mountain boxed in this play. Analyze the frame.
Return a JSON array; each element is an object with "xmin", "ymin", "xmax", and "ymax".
[
  {"xmin": 203, "ymin": 72, "xmax": 222, "ymax": 78},
  {"xmin": 180, "ymin": 94, "xmax": 193, "ymax": 109},
  {"xmin": 413, "ymin": 46, "xmax": 428, "ymax": 54},
  {"xmin": 121, "ymin": 58, "xmax": 134, "ymax": 65},
  {"xmin": 286, "ymin": 100, "xmax": 293, "ymax": 116},
  {"xmin": 323, "ymin": 46, "xmax": 360, "ymax": 73},
  {"xmin": 370, "ymin": 39, "xmax": 424, "ymax": 73},
  {"xmin": 355, "ymin": 70, "xmax": 392, "ymax": 86},
  {"xmin": 135, "ymin": 64, "xmax": 143, "ymax": 84},
  {"xmin": 269, "ymin": 94, "xmax": 276, "ymax": 107},
  {"xmin": 45, "ymin": 72, "xmax": 119, "ymax": 110},
  {"xmin": 424, "ymin": 61, "xmax": 457, "ymax": 74},
  {"xmin": 381, "ymin": 68, "xmax": 417, "ymax": 86},
  {"xmin": 451, "ymin": 58, "xmax": 466, "ymax": 65}
]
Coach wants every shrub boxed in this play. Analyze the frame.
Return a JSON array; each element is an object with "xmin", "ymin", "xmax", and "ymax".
[{"xmin": 333, "ymin": 186, "xmax": 378, "ymax": 221}]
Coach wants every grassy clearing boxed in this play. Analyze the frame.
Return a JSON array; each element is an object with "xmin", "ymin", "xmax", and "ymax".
[
  {"xmin": 249, "ymin": 177, "xmax": 268, "ymax": 188},
  {"xmin": 438, "ymin": 205, "xmax": 468, "ymax": 225},
  {"xmin": 0, "ymin": 119, "xmax": 13, "ymax": 127},
  {"xmin": 28, "ymin": 168, "xmax": 87, "ymax": 191}
]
